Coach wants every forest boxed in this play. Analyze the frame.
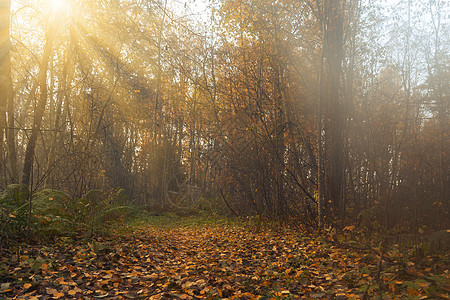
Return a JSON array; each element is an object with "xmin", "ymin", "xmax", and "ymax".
[{"xmin": 0, "ymin": 0, "xmax": 449, "ymax": 298}]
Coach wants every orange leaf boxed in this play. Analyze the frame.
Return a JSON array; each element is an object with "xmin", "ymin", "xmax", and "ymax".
[
  {"xmin": 417, "ymin": 281, "xmax": 430, "ymax": 288},
  {"xmin": 408, "ymin": 289, "xmax": 420, "ymax": 296},
  {"xmin": 344, "ymin": 225, "xmax": 355, "ymax": 231}
]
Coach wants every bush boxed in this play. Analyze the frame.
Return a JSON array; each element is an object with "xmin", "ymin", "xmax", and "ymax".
[
  {"xmin": 79, "ymin": 189, "xmax": 132, "ymax": 235},
  {"xmin": 0, "ymin": 184, "xmax": 31, "ymax": 244},
  {"xmin": 0, "ymin": 186, "xmax": 132, "ymax": 244},
  {"xmin": 31, "ymin": 189, "xmax": 75, "ymax": 237}
]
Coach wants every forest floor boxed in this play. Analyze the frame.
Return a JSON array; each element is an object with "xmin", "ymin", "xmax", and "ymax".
[{"xmin": 1, "ymin": 215, "xmax": 449, "ymax": 299}]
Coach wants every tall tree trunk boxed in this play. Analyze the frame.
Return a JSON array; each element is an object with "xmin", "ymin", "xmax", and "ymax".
[
  {"xmin": 22, "ymin": 27, "xmax": 54, "ymax": 187},
  {"xmin": 0, "ymin": 0, "xmax": 11, "ymax": 185},
  {"xmin": 324, "ymin": 0, "xmax": 345, "ymax": 219},
  {"xmin": 7, "ymin": 79, "xmax": 17, "ymax": 182},
  {"xmin": 317, "ymin": 0, "xmax": 326, "ymax": 229},
  {"xmin": 155, "ymin": 0, "xmax": 168, "ymax": 209}
]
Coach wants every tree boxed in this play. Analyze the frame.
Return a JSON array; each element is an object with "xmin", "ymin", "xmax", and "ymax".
[
  {"xmin": 322, "ymin": 0, "xmax": 346, "ymax": 220},
  {"xmin": 0, "ymin": 0, "xmax": 11, "ymax": 186},
  {"xmin": 21, "ymin": 23, "xmax": 55, "ymax": 187}
]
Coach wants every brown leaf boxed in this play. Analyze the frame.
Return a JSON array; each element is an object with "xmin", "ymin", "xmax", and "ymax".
[{"xmin": 46, "ymin": 287, "xmax": 58, "ymax": 295}]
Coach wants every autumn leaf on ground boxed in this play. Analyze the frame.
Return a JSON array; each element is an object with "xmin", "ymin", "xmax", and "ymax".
[{"xmin": 1, "ymin": 221, "xmax": 449, "ymax": 299}]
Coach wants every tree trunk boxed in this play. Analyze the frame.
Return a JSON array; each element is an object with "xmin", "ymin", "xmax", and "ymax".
[
  {"xmin": 22, "ymin": 27, "xmax": 54, "ymax": 187},
  {"xmin": 317, "ymin": 0, "xmax": 326, "ymax": 229},
  {"xmin": 0, "ymin": 0, "xmax": 11, "ymax": 185},
  {"xmin": 324, "ymin": 0, "xmax": 345, "ymax": 219}
]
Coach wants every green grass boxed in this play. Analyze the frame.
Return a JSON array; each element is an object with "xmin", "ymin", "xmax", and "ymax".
[{"xmin": 113, "ymin": 209, "xmax": 236, "ymax": 234}]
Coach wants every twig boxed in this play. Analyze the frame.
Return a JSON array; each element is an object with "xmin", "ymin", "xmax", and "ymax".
[
  {"xmin": 375, "ymin": 253, "xmax": 384, "ymax": 299},
  {"xmin": 220, "ymin": 189, "xmax": 238, "ymax": 216},
  {"xmin": 362, "ymin": 252, "xmax": 384, "ymax": 300}
]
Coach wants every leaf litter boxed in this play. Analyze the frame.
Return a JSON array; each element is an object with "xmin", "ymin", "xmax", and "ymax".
[{"xmin": 1, "ymin": 223, "xmax": 449, "ymax": 299}]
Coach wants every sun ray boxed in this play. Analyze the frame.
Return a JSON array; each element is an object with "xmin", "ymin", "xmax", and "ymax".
[{"xmin": 47, "ymin": 0, "xmax": 69, "ymax": 15}]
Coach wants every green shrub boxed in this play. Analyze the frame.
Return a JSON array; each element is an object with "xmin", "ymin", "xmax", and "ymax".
[
  {"xmin": 0, "ymin": 184, "xmax": 30, "ymax": 244},
  {"xmin": 78, "ymin": 189, "xmax": 132, "ymax": 236},
  {"xmin": 1, "ymin": 186, "xmax": 132, "ymax": 243},
  {"xmin": 32, "ymin": 189, "xmax": 72, "ymax": 213},
  {"xmin": 1, "ymin": 184, "xmax": 30, "ymax": 206},
  {"xmin": 427, "ymin": 230, "xmax": 450, "ymax": 252},
  {"xmin": 30, "ymin": 189, "xmax": 76, "ymax": 237},
  {"xmin": 195, "ymin": 197, "xmax": 213, "ymax": 211}
]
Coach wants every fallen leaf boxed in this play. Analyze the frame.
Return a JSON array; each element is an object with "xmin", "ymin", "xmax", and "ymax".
[
  {"xmin": 1, "ymin": 283, "xmax": 11, "ymax": 290},
  {"xmin": 344, "ymin": 225, "xmax": 355, "ymax": 231},
  {"xmin": 46, "ymin": 287, "xmax": 57, "ymax": 295}
]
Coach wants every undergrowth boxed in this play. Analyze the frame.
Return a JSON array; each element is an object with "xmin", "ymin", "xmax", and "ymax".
[{"xmin": 0, "ymin": 185, "xmax": 132, "ymax": 247}]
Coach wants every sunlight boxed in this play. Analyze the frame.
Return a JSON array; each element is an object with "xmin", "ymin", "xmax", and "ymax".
[{"xmin": 47, "ymin": 0, "xmax": 69, "ymax": 14}]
